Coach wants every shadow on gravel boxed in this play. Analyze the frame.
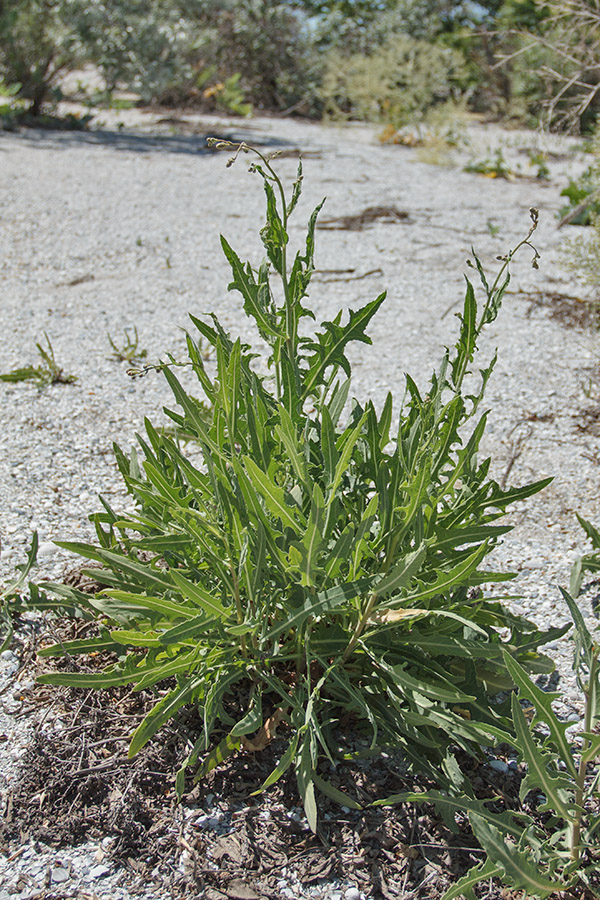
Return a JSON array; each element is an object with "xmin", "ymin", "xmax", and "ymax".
[{"xmin": 6, "ymin": 127, "xmax": 298, "ymax": 157}]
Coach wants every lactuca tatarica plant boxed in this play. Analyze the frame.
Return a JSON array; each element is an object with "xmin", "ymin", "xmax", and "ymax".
[{"xmin": 37, "ymin": 143, "xmax": 562, "ymax": 830}]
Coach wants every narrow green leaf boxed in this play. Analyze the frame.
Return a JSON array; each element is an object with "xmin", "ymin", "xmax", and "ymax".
[
  {"xmin": 255, "ymin": 734, "xmax": 299, "ymax": 793},
  {"xmin": 54, "ymin": 542, "xmax": 175, "ymax": 592},
  {"xmin": 470, "ymin": 814, "xmax": 560, "ymax": 898},
  {"xmin": 102, "ymin": 590, "xmax": 197, "ymax": 621},
  {"xmin": 242, "ymin": 456, "xmax": 306, "ymax": 532},
  {"xmin": 264, "ymin": 577, "xmax": 374, "ymax": 640},
  {"xmin": 170, "ymin": 570, "xmax": 228, "ymax": 619},
  {"xmin": 230, "ymin": 692, "xmax": 263, "ymax": 737},
  {"xmin": 312, "ymin": 773, "xmax": 362, "ymax": 810},
  {"xmin": 129, "ymin": 677, "xmax": 202, "ymax": 756},
  {"xmin": 159, "ymin": 614, "xmax": 217, "ymax": 645},
  {"xmin": 380, "ymin": 543, "xmax": 490, "ymax": 609},
  {"xmin": 37, "ymin": 670, "xmax": 137, "ymax": 688},
  {"xmin": 510, "ymin": 693, "xmax": 573, "ymax": 821},
  {"xmin": 503, "ymin": 651, "xmax": 577, "ymax": 779},
  {"xmin": 110, "ymin": 630, "xmax": 163, "ymax": 647},
  {"xmin": 327, "ymin": 410, "xmax": 369, "ymax": 505},
  {"xmin": 37, "ymin": 635, "xmax": 122, "ymax": 656},
  {"xmin": 195, "ymin": 734, "xmax": 242, "ymax": 779},
  {"xmin": 220, "ymin": 235, "xmax": 283, "ymax": 338},
  {"xmin": 441, "ymin": 859, "xmax": 503, "ymax": 900},
  {"xmin": 374, "ymin": 545, "xmax": 426, "ymax": 597},
  {"xmin": 373, "ymin": 790, "xmax": 527, "ymax": 841}
]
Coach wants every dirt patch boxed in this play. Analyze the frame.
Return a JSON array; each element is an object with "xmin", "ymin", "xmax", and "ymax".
[
  {"xmin": 317, "ymin": 206, "xmax": 412, "ymax": 231},
  {"xmin": 523, "ymin": 290, "xmax": 600, "ymax": 330},
  {"xmin": 575, "ymin": 404, "xmax": 600, "ymax": 436}
]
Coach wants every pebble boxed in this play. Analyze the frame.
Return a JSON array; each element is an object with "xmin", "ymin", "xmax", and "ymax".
[
  {"xmin": 50, "ymin": 867, "xmax": 70, "ymax": 884},
  {"xmin": 37, "ymin": 542, "xmax": 57, "ymax": 558},
  {"xmin": 489, "ymin": 759, "xmax": 509, "ymax": 774},
  {"xmin": 89, "ymin": 863, "xmax": 111, "ymax": 879},
  {"xmin": 345, "ymin": 889, "xmax": 361, "ymax": 900}
]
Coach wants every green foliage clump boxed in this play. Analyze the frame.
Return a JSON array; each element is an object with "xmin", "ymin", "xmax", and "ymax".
[
  {"xmin": 386, "ymin": 588, "xmax": 600, "ymax": 899},
  {"xmin": 0, "ymin": 0, "xmax": 79, "ymax": 115},
  {"xmin": 465, "ymin": 148, "xmax": 515, "ymax": 180},
  {"xmin": 0, "ymin": 79, "xmax": 29, "ymax": 129},
  {"xmin": 107, "ymin": 328, "xmax": 148, "ymax": 365},
  {"xmin": 201, "ymin": 2, "xmax": 317, "ymax": 113},
  {"xmin": 0, "ymin": 334, "xmax": 77, "ymax": 387},
  {"xmin": 36, "ymin": 146, "xmax": 556, "ymax": 830},
  {"xmin": 560, "ymin": 163, "xmax": 600, "ymax": 226},
  {"xmin": 571, "ymin": 515, "xmax": 600, "ymax": 598},
  {"xmin": 319, "ymin": 33, "xmax": 466, "ymax": 127}
]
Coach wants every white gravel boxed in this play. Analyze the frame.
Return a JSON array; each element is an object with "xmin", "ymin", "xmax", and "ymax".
[{"xmin": 0, "ymin": 110, "xmax": 599, "ymax": 896}]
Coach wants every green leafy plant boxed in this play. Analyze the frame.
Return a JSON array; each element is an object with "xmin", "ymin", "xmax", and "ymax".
[
  {"xmin": 107, "ymin": 327, "xmax": 148, "ymax": 365},
  {"xmin": 36, "ymin": 145, "xmax": 556, "ymax": 831},
  {"xmin": 0, "ymin": 79, "xmax": 28, "ymax": 129},
  {"xmin": 464, "ymin": 148, "xmax": 515, "ymax": 181},
  {"xmin": 571, "ymin": 515, "xmax": 600, "ymax": 598},
  {"xmin": 0, "ymin": 534, "xmax": 53, "ymax": 651},
  {"xmin": 0, "ymin": 333, "xmax": 77, "ymax": 387},
  {"xmin": 559, "ymin": 164, "xmax": 600, "ymax": 226},
  {"xmin": 381, "ymin": 587, "xmax": 600, "ymax": 899},
  {"xmin": 528, "ymin": 150, "xmax": 550, "ymax": 180},
  {"xmin": 196, "ymin": 67, "xmax": 252, "ymax": 117}
]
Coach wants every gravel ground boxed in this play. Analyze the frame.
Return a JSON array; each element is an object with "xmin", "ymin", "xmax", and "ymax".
[{"xmin": 0, "ymin": 109, "xmax": 599, "ymax": 897}]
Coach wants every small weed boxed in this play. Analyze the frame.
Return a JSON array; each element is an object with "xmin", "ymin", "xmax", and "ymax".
[
  {"xmin": 0, "ymin": 334, "xmax": 77, "ymax": 387},
  {"xmin": 487, "ymin": 219, "xmax": 501, "ymax": 237},
  {"xmin": 528, "ymin": 150, "xmax": 550, "ymax": 180},
  {"xmin": 559, "ymin": 165, "xmax": 600, "ymax": 226},
  {"xmin": 0, "ymin": 534, "xmax": 48, "ymax": 651},
  {"xmin": 465, "ymin": 148, "xmax": 515, "ymax": 180},
  {"xmin": 107, "ymin": 328, "xmax": 148, "ymax": 365}
]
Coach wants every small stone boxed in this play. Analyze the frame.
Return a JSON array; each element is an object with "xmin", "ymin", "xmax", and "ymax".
[
  {"xmin": 345, "ymin": 888, "xmax": 361, "ymax": 900},
  {"xmin": 89, "ymin": 864, "xmax": 110, "ymax": 879},
  {"xmin": 37, "ymin": 542, "xmax": 57, "ymax": 558},
  {"xmin": 51, "ymin": 867, "xmax": 69, "ymax": 884},
  {"xmin": 489, "ymin": 759, "xmax": 508, "ymax": 774},
  {"xmin": 0, "ymin": 650, "xmax": 16, "ymax": 662}
]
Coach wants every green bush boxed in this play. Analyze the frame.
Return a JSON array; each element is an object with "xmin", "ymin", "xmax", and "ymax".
[
  {"xmin": 319, "ymin": 33, "xmax": 467, "ymax": 127},
  {"xmin": 199, "ymin": 1, "xmax": 318, "ymax": 113},
  {"xmin": 36, "ymin": 146, "xmax": 558, "ymax": 829},
  {"xmin": 0, "ymin": 0, "xmax": 79, "ymax": 114}
]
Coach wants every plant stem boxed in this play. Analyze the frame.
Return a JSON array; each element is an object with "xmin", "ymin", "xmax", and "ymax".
[
  {"xmin": 570, "ymin": 649, "xmax": 598, "ymax": 861},
  {"xmin": 229, "ymin": 561, "xmax": 247, "ymax": 658},
  {"xmin": 342, "ymin": 591, "xmax": 378, "ymax": 663}
]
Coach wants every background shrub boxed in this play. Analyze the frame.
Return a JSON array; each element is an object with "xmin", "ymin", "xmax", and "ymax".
[{"xmin": 319, "ymin": 34, "xmax": 466, "ymax": 126}]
